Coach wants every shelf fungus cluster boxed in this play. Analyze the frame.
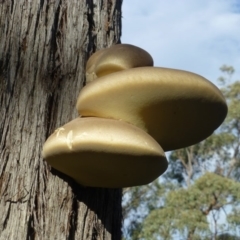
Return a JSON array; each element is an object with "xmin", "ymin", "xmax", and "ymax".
[{"xmin": 42, "ymin": 44, "xmax": 228, "ymax": 188}]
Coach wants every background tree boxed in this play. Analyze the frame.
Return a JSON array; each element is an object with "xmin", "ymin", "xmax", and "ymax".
[
  {"xmin": 0, "ymin": 1, "xmax": 122, "ymax": 239},
  {"xmin": 123, "ymin": 66, "xmax": 240, "ymax": 240},
  {"xmin": 141, "ymin": 173, "xmax": 240, "ymax": 240}
]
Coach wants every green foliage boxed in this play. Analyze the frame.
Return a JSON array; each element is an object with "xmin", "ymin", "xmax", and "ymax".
[
  {"xmin": 218, "ymin": 65, "xmax": 235, "ymax": 84},
  {"xmin": 122, "ymin": 180, "xmax": 172, "ymax": 240},
  {"xmin": 217, "ymin": 233, "xmax": 240, "ymax": 240},
  {"xmin": 141, "ymin": 173, "xmax": 240, "ymax": 240},
  {"xmin": 227, "ymin": 208, "xmax": 240, "ymax": 227}
]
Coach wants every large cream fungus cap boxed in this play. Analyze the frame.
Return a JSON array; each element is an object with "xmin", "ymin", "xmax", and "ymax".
[
  {"xmin": 86, "ymin": 44, "xmax": 153, "ymax": 83},
  {"xmin": 42, "ymin": 117, "xmax": 167, "ymax": 188},
  {"xmin": 77, "ymin": 67, "xmax": 227, "ymax": 151}
]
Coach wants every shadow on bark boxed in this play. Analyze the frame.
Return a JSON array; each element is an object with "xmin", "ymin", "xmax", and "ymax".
[{"xmin": 51, "ymin": 168, "xmax": 122, "ymax": 239}]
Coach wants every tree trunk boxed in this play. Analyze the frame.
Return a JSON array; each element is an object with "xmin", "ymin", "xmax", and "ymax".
[{"xmin": 0, "ymin": 0, "xmax": 122, "ymax": 239}]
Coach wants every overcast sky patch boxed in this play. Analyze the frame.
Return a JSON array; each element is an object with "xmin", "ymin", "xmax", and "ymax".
[{"xmin": 121, "ymin": 0, "xmax": 240, "ymax": 84}]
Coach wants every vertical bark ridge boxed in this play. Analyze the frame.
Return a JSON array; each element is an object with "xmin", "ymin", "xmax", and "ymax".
[{"xmin": 0, "ymin": 0, "xmax": 123, "ymax": 239}]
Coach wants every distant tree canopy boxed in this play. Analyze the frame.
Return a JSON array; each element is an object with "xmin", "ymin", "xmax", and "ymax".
[{"xmin": 122, "ymin": 66, "xmax": 240, "ymax": 240}]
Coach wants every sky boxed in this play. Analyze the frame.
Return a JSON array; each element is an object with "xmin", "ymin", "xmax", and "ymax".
[{"xmin": 121, "ymin": 0, "xmax": 240, "ymax": 85}]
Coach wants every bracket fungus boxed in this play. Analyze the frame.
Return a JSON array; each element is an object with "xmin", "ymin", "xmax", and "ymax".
[
  {"xmin": 77, "ymin": 67, "xmax": 227, "ymax": 151},
  {"xmin": 86, "ymin": 44, "xmax": 153, "ymax": 83},
  {"xmin": 42, "ymin": 117, "xmax": 167, "ymax": 188},
  {"xmin": 43, "ymin": 44, "xmax": 227, "ymax": 188}
]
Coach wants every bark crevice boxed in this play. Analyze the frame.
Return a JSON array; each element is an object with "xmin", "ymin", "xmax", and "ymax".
[
  {"xmin": 2, "ymin": 203, "xmax": 11, "ymax": 230},
  {"xmin": 68, "ymin": 195, "xmax": 79, "ymax": 240},
  {"xmin": 26, "ymin": 213, "xmax": 35, "ymax": 240}
]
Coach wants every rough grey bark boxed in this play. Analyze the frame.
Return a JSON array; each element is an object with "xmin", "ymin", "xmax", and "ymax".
[{"xmin": 0, "ymin": 0, "xmax": 122, "ymax": 239}]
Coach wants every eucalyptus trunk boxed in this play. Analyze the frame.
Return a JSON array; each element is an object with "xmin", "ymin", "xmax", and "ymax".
[{"xmin": 0, "ymin": 0, "xmax": 122, "ymax": 239}]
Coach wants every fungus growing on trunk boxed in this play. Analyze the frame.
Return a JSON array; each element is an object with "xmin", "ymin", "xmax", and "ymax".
[
  {"xmin": 43, "ymin": 117, "xmax": 167, "ymax": 188},
  {"xmin": 77, "ymin": 67, "xmax": 227, "ymax": 151},
  {"xmin": 43, "ymin": 44, "xmax": 227, "ymax": 187},
  {"xmin": 86, "ymin": 44, "xmax": 153, "ymax": 83}
]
